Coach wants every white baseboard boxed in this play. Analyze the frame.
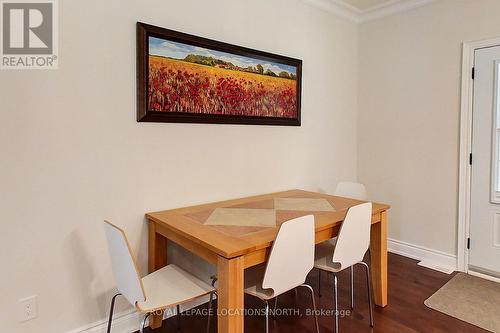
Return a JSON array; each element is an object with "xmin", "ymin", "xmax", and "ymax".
[
  {"xmin": 67, "ymin": 309, "xmax": 140, "ymax": 333},
  {"xmin": 388, "ymin": 238, "xmax": 457, "ymax": 274},
  {"xmin": 68, "ymin": 294, "xmax": 212, "ymax": 333}
]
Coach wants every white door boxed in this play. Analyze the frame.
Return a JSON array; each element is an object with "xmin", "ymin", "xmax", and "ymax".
[{"xmin": 469, "ymin": 45, "xmax": 500, "ymax": 277}]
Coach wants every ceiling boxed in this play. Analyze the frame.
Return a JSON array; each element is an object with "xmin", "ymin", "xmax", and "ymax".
[
  {"xmin": 310, "ymin": 0, "xmax": 435, "ymax": 22},
  {"xmin": 340, "ymin": 0, "xmax": 396, "ymax": 11}
]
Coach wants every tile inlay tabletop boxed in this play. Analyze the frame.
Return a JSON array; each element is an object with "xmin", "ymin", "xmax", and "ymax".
[
  {"xmin": 204, "ymin": 208, "xmax": 276, "ymax": 227},
  {"xmin": 274, "ymin": 197, "xmax": 335, "ymax": 211}
]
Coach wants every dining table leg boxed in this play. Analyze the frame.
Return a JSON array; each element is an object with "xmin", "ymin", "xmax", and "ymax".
[
  {"xmin": 217, "ymin": 256, "xmax": 244, "ymax": 333},
  {"xmin": 148, "ymin": 221, "xmax": 168, "ymax": 329},
  {"xmin": 370, "ymin": 210, "xmax": 388, "ymax": 307}
]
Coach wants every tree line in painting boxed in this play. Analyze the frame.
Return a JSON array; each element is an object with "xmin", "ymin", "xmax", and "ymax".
[
  {"xmin": 148, "ymin": 55, "xmax": 297, "ymax": 118},
  {"xmin": 183, "ymin": 54, "xmax": 297, "ymax": 80}
]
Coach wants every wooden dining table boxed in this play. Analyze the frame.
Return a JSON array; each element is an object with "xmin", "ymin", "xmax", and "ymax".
[{"xmin": 145, "ymin": 189, "xmax": 390, "ymax": 332}]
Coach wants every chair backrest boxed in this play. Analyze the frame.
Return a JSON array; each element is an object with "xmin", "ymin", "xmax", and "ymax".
[
  {"xmin": 332, "ymin": 202, "xmax": 373, "ymax": 270},
  {"xmin": 262, "ymin": 215, "xmax": 315, "ymax": 296},
  {"xmin": 104, "ymin": 221, "xmax": 146, "ymax": 306},
  {"xmin": 335, "ymin": 181, "xmax": 367, "ymax": 200}
]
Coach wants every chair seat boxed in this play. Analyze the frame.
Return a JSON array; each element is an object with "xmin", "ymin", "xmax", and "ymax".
[
  {"xmin": 136, "ymin": 264, "xmax": 215, "ymax": 313},
  {"xmin": 314, "ymin": 238, "xmax": 343, "ymax": 273},
  {"xmin": 244, "ymin": 264, "xmax": 275, "ymax": 301}
]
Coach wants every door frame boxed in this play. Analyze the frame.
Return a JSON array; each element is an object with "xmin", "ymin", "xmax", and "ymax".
[{"xmin": 458, "ymin": 36, "xmax": 500, "ymax": 273}]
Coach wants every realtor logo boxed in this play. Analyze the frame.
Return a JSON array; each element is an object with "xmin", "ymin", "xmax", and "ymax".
[{"xmin": 1, "ymin": 0, "xmax": 58, "ymax": 69}]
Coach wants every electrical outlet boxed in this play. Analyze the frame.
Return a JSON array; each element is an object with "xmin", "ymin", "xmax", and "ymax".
[{"xmin": 18, "ymin": 295, "xmax": 37, "ymax": 322}]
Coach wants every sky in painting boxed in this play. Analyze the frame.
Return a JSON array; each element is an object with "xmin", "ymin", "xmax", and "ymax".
[{"xmin": 149, "ymin": 37, "xmax": 297, "ymax": 76}]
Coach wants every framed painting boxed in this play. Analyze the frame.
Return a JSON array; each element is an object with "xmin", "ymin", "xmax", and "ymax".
[{"xmin": 137, "ymin": 22, "xmax": 302, "ymax": 126}]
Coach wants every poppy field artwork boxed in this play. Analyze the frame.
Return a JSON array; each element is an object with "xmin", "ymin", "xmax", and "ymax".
[{"xmin": 137, "ymin": 23, "xmax": 302, "ymax": 125}]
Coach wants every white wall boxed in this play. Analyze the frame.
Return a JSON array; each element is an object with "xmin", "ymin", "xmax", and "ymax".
[
  {"xmin": 358, "ymin": 0, "xmax": 500, "ymax": 256},
  {"xmin": 0, "ymin": 0, "xmax": 358, "ymax": 331}
]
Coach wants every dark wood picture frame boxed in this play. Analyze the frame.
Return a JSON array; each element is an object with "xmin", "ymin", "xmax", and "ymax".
[{"xmin": 137, "ymin": 22, "xmax": 302, "ymax": 126}]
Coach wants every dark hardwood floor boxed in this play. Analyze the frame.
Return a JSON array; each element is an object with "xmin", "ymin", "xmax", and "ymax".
[{"xmin": 140, "ymin": 253, "xmax": 486, "ymax": 333}]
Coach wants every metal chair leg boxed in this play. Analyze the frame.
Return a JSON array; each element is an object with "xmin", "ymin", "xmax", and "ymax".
[
  {"xmin": 265, "ymin": 300, "xmax": 270, "ymax": 333},
  {"xmin": 318, "ymin": 269, "xmax": 322, "ymax": 297},
  {"xmin": 359, "ymin": 261, "xmax": 374, "ymax": 327},
  {"xmin": 300, "ymin": 284, "xmax": 320, "ymax": 333},
  {"xmin": 350, "ymin": 266, "xmax": 355, "ymax": 310},
  {"xmin": 106, "ymin": 293, "xmax": 121, "ymax": 333},
  {"xmin": 177, "ymin": 304, "xmax": 181, "ymax": 331},
  {"xmin": 272, "ymin": 296, "xmax": 278, "ymax": 320},
  {"xmin": 208, "ymin": 277, "xmax": 217, "ymax": 332},
  {"xmin": 333, "ymin": 274, "xmax": 339, "ymax": 333},
  {"xmin": 140, "ymin": 313, "xmax": 150, "ymax": 333},
  {"xmin": 206, "ymin": 292, "xmax": 214, "ymax": 333}
]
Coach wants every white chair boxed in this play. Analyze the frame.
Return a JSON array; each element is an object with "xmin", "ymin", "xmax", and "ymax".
[
  {"xmin": 314, "ymin": 202, "xmax": 374, "ymax": 332},
  {"xmin": 318, "ymin": 182, "xmax": 368, "ymax": 304},
  {"xmin": 103, "ymin": 221, "xmax": 216, "ymax": 333},
  {"xmin": 244, "ymin": 215, "xmax": 319, "ymax": 333}
]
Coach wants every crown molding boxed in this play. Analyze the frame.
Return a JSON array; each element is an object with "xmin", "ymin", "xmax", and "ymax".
[
  {"xmin": 303, "ymin": 0, "xmax": 360, "ymax": 22},
  {"xmin": 359, "ymin": 0, "xmax": 437, "ymax": 22},
  {"xmin": 303, "ymin": 0, "xmax": 437, "ymax": 23}
]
